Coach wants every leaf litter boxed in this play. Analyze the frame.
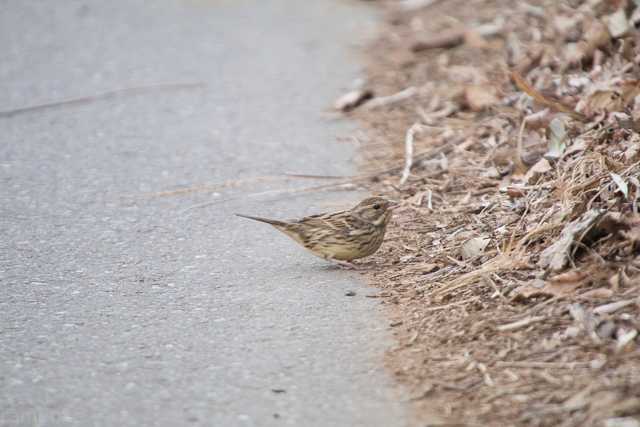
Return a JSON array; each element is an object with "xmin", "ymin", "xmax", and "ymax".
[{"xmin": 342, "ymin": 0, "xmax": 640, "ymax": 425}]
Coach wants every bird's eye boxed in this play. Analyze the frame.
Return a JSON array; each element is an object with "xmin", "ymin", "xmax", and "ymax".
[{"xmin": 373, "ymin": 203, "xmax": 381, "ymax": 210}]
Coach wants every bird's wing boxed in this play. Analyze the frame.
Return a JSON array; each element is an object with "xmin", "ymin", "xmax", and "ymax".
[{"xmin": 296, "ymin": 211, "xmax": 347, "ymax": 231}]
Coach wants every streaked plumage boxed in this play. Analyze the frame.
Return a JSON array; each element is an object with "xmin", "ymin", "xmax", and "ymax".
[{"xmin": 235, "ymin": 196, "xmax": 397, "ymax": 262}]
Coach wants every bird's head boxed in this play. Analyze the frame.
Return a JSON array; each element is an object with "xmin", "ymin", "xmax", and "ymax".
[{"xmin": 351, "ymin": 196, "xmax": 398, "ymax": 226}]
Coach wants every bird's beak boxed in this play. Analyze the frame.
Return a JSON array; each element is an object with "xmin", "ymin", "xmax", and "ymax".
[{"xmin": 387, "ymin": 200, "xmax": 400, "ymax": 210}]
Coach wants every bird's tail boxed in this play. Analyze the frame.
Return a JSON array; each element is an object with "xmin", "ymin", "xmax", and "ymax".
[{"xmin": 235, "ymin": 213, "xmax": 288, "ymax": 228}]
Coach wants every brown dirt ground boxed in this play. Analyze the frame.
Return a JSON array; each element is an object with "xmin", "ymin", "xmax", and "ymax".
[{"xmin": 344, "ymin": 0, "xmax": 640, "ymax": 426}]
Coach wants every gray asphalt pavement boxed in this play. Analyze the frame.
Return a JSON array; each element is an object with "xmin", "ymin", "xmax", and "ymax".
[{"xmin": 0, "ymin": 1, "xmax": 407, "ymax": 426}]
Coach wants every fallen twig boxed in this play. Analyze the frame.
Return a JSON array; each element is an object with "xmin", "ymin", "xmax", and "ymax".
[
  {"xmin": 411, "ymin": 18, "xmax": 504, "ymax": 52},
  {"xmin": 400, "ymin": 123, "xmax": 425, "ymax": 185},
  {"xmin": 495, "ymin": 361, "xmax": 591, "ymax": 369},
  {"xmin": 0, "ymin": 82, "xmax": 205, "ymax": 118},
  {"xmin": 179, "ymin": 181, "xmax": 358, "ymax": 215},
  {"xmin": 496, "ymin": 316, "xmax": 545, "ymax": 332},
  {"xmin": 593, "ymin": 298, "xmax": 638, "ymax": 315},
  {"xmin": 510, "ymin": 71, "xmax": 587, "ymax": 122},
  {"xmin": 365, "ymin": 86, "xmax": 419, "ymax": 110}
]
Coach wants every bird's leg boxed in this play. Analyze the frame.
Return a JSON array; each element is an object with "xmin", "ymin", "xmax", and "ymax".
[
  {"xmin": 325, "ymin": 256, "xmax": 359, "ymax": 270},
  {"xmin": 337, "ymin": 260, "xmax": 358, "ymax": 269}
]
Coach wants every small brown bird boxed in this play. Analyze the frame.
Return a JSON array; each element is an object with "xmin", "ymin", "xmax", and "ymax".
[{"xmin": 235, "ymin": 196, "xmax": 397, "ymax": 264}]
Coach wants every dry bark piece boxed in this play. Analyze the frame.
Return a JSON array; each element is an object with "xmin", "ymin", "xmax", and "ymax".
[{"xmin": 334, "ymin": 89, "xmax": 374, "ymax": 112}]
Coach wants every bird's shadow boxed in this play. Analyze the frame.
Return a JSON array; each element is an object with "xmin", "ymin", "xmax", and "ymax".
[{"xmin": 320, "ymin": 261, "xmax": 376, "ymax": 272}]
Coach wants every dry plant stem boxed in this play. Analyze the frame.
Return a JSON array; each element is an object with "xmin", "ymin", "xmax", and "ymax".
[
  {"xmin": 510, "ymin": 71, "xmax": 587, "ymax": 122},
  {"xmin": 516, "ymin": 109, "xmax": 550, "ymax": 170},
  {"xmin": 365, "ymin": 86, "xmax": 419, "ymax": 110},
  {"xmin": 411, "ymin": 28, "xmax": 466, "ymax": 52},
  {"xmin": 400, "ymin": 123, "xmax": 428, "ymax": 185},
  {"xmin": 283, "ymin": 173, "xmax": 353, "ymax": 180},
  {"xmin": 148, "ymin": 175, "xmax": 298, "ymax": 198},
  {"xmin": 353, "ymin": 1, "xmax": 640, "ymax": 423},
  {"xmin": 593, "ymin": 298, "xmax": 638, "ymax": 315},
  {"xmin": 0, "ymin": 82, "xmax": 205, "ymax": 118},
  {"xmin": 494, "ymin": 361, "xmax": 591, "ymax": 369},
  {"xmin": 496, "ymin": 316, "xmax": 545, "ymax": 332},
  {"xmin": 411, "ymin": 18, "xmax": 504, "ymax": 52},
  {"xmin": 179, "ymin": 182, "xmax": 357, "ymax": 215}
]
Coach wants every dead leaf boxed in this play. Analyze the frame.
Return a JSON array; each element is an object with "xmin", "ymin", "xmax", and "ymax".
[
  {"xmin": 398, "ymin": 0, "xmax": 438, "ymax": 12},
  {"xmin": 568, "ymin": 302, "xmax": 599, "ymax": 340},
  {"xmin": 460, "ymin": 236, "xmax": 490, "ymax": 259},
  {"xmin": 551, "ymin": 270, "xmax": 589, "ymax": 284},
  {"xmin": 582, "ymin": 90, "xmax": 624, "ymax": 115},
  {"xmin": 545, "ymin": 117, "xmax": 568, "ymax": 161},
  {"xmin": 609, "ymin": 268, "xmax": 632, "ymax": 292},
  {"xmin": 538, "ymin": 209, "xmax": 605, "ymax": 272},
  {"xmin": 579, "ymin": 81, "xmax": 640, "ymax": 115},
  {"xmin": 514, "ymin": 271, "xmax": 588, "ymax": 299},
  {"xmin": 605, "ymin": 9, "xmax": 629, "ymax": 39},
  {"xmin": 616, "ymin": 329, "xmax": 638, "ymax": 352},
  {"xmin": 506, "ymin": 186, "xmax": 526, "ymax": 198},
  {"xmin": 623, "ymin": 139, "xmax": 640, "ymax": 161},
  {"xmin": 579, "ymin": 288, "xmax": 615, "ymax": 299},
  {"xmin": 524, "ymin": 158, "xmax": 552, "ymax": 184},
  {"xmin": 566, "ymin": 19, "xmax": 611, "ymax": 64},
  {"xmin": 464, "ymin": 30, "xmax": 489, "ymax": 49},
  {"xmin": 610, "ymin": 172, "xmax": 629, "ymax": 199},
  {"xmin": 463, "ymin": 85, "xmax": 500, "ymax": 111},
  {"xmin": 421, "ymin": 263, "xmax": 440, "ymax": 273},
  {"xmin": 591, "ymin": 212, "xmax": 630, "ymax": 237}
]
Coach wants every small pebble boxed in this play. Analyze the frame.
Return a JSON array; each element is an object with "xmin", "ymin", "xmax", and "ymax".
[{"xmin": 345, "ymin": 291, "xmax": 356, "ymax": 297}]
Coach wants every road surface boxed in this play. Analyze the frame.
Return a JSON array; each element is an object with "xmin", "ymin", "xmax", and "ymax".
[{"xmin": 0, "ymin": 1, "xmax": 407, "ymax": 426}]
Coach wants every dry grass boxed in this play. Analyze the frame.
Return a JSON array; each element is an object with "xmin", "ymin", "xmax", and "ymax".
[{"xmin": 343, "ymin": 0, "xmax": 640, "ymax": 425}]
